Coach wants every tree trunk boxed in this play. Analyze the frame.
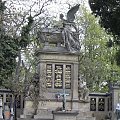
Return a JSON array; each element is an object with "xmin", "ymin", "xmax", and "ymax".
[{"xmin": 14, "ymin": 95, "xmax": 17, "ymax": 120}]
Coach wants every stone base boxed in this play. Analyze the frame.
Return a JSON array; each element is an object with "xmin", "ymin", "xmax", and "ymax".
[
  {"xmin": 18, "ymin": 119, "xmax": 53, "ymax": 120},
  {"xmin": 52, "ymin": 111, "xmax": 79, "ymax": 120},
  {"xmin": 0, "ymin": 116, "xmax": 3, "ymax": 119},
  {"xmin": 20, "ymin": 115, "xmax": 26, "ymax": 118},
  {"xmin": 19, "ymin": 100, "xmax": 95, "ymax": 120},
  {"xmin": 34, "ymin": 109, "xmax": 53, "ymax": 119},
  {"xmin": 77, "ymin": 117, "xmax": 96, "ymax": 120}
]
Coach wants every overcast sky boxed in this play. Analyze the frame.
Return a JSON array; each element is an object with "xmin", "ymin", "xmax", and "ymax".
[{"xmin": 4, "ymin": 0, "xmax": 90, "ymax": 18}]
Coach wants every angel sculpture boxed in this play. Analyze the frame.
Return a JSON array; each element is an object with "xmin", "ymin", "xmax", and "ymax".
[{"xmin": 60, "ymin": 4, "xmax": 80, "ymax": 53}]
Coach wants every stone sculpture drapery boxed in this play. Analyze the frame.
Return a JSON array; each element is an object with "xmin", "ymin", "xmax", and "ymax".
[{"xmin": 60, "ymin": 4, "xmax": 81, "ymax": 53}]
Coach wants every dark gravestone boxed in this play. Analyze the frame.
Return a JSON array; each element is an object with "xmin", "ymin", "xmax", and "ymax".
[
  {"xmin": 98, "ymin": 98, "xmax": 105, "ymax": 111},
  {"xmin": 90, "ymin": 98, "xmax": 96, "ymax": 111}
]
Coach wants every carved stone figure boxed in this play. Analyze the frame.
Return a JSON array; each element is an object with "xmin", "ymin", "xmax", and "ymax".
[
  {"xmin": 27, "ymin": 84, "xmax": 34, "ymax": 98},
  {"xmin": 82, "ymin": 85, "xmax": 89, "ymax": 101},
  {"xmin": 60, "ymin": 4, "xmax": 81, "ymax": 53},
  {"xmin": 27, "ymin": 73, "xmax": 39, "ymax": 98},
  {"xmin": 78, "ymin": 77, "xmax": 89, "ymax": 101}
]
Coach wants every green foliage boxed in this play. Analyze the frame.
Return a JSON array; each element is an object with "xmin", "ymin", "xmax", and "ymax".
[
  {"xmin": 89, "ymin": 0, "xmax": 120, "ymax": 38},
  {"xmin": 115, "ymin": 49, "xmax": 120, "ymax": 66},
  {"xmin": 89, "ymin": 0, "xmax": 120, "ymax": 66},
  {"xmin": 2, "ymin": 65, "xmax": 33, "ymax": 95},
  {"xmin": 0, "ymin": 0, "xmax": 6, "ymax": 12},
  {"xmin": 79, "ymin": 8, "xmax": 120, "ymax": 92},
  {"xmin": 0, "ymin": 34, "xmax": 18, "ymax": 83},
  {"xmin": 106, "ymin": 39, "xmax": 113, "ymax": 48},
  {"xmin": 0, "ymin": 1, "xmax": 34, "ymax": 85}
]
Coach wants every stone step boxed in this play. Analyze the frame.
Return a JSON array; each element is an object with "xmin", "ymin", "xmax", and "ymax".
[
  {"xmin": 18, "ymin": 116, "xmax": 95, "ymax": 120},
  {"xmin": 77, "ymin": 111, "xmax": 93, "ymax": 117},
  {"xmin": 34, "ymin": 109, "xmax": 53, "ymax": 119},
  {"xmin": 77, "ymin": 117, "xmax": 96, "ymax": 120},
  {"xmin": 76, "ymin": 111, "xmax": 96, "ymax": 120},
  {"xmin": 17, "ymin": 118, "xmax": 53, "ymax": 120}
]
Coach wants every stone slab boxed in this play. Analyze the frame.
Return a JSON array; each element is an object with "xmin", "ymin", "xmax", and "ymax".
[
  {"xmin": 53, "ymin": 111, "xmax": 79, "ymax": 120},
  {"xmin": 18, "ymin": 119, "xmax": 53, "ymax": 120}
]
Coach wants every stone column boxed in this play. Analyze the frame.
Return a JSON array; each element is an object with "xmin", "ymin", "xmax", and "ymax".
[
  {"xmin": 72, "ymin": 63, "xmax": 79, "ymax": 110},
  {"xmin": 39, "ymin": 62, "xmax": 46, "ymax": 92},
  {"xmin": 111, "ymin": 86, "xmax": 120, "ymax": 112},
  {"xmin": 111, "ymin": 86, "xmax": 120, "ymax": 120},
  {"xmin": 3, "ymin": 93, "xmax": 6, "ymax": 103}
]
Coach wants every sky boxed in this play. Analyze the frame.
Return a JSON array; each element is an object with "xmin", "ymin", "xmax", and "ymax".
[
  {"xmin": 2, "ymin": 0, "xmax": 90, "ymax": 66},
  {"xmin": 4, "ymin": 0, "xmax": 90, "ymax": 19}
]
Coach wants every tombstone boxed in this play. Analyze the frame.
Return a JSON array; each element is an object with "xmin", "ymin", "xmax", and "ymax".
[
  {"xmin": 4, "ymin": 103, "xmax": 10, "ymax": 120},
  {"xmin": 20, "ymin": 4, "xmax": 95, "ymax": 120},
  {"xmin": 10, "ymin": 104, "xmax": 14, "ymax": 120},
  {"xmin": 0, "ymin": 99, "xmax": 3, "ymax": 119},
  {"xmin": 34, "ymin": 28, "xmax": 80, "ymax": 119},
  {"xmin": 21, "ymin": 29, "xmax": 80, "ymax": 119},
  {"xmin": 115, "ymin": 103, "xmax": 120, "ymax": 120}
]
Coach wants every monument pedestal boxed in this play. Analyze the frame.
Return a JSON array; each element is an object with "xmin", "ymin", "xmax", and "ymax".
[
  {"xmin": 52, "ymin": 111, "xmax": 79, "ymax": 120},
  {"xmin": 19, "ymin": 26, "xmax": 95, "ymax": 120}
]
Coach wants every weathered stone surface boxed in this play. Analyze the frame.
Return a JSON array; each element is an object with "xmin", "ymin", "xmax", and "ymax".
[
  {"xmin": 35, "ymin": 51, "xmax": 79, "ymax": 63},
  {"xmin": 38, "ymin": 28, "xmax": 63, "ymax": 44},
  {"xmin": 19, "ymin": 29, "xmax": 95, "ymax": 120},
  {"xmin": 53, "ymin": 111, "xmax": 79, "ymax": 120},
  {"xmin": 18, "ymin": 119, "xmax": 53, "ymax": 120}
]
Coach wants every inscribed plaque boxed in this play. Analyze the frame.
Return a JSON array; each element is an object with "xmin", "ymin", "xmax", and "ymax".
[
  {"xmin": 46, "ymin": 64, "xmax": 52, "ymax": 88},
  {"xmin": 90, "ymin": 98, "xmax": 96, "ymax": 111},
  {"xmin": 65, "ymin": 65, "xmax": 71, "ymax": 89},
  {"xmin": 54, "ymin": 65, "xmax": 63, "ymax": 88},
  {"xmin": 98, "ymin": 98, "xmax": 105, "ymax": 111}
]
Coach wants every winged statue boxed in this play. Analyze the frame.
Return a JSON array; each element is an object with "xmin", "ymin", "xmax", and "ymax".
[
  {"xmin": 60, "ymin": 4, "xmax": 81, "ymax": 53},
  {"xmin": 60, "ymin": 4, "xmax": 80, "ymax": 23},
  {"xmin": 38, "ymin": 4, "xmax": 81, "ymax": 53},
  {"xmin": 67, "ymin": 4, "xmax": 80, "ymax": 22}
]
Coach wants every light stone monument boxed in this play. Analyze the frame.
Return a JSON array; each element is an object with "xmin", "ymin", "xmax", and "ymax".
[
  {"xmin": 20, "ymin": 4, "xmax": 95, "ymax": 120},
  {"xmin": 0, "ymin": 99, "xmax": 3, "ymax": 119}
]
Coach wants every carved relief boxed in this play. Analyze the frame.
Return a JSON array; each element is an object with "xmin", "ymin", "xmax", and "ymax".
[{"xmin": 54, "ymin": 65, "xmax": 63, "ymax": 88}]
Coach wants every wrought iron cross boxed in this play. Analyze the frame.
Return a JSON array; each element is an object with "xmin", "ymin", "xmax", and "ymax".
[{"xmin": 56, "ymin": 89, "xmax": 69, "ymax": 111}]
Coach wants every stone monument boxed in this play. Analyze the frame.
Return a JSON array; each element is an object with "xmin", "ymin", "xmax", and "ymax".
[
  {"xmin": 19, "ymin": 4, "xmax": 95, "ymax": 120},
  {"xmin": 0, "ymin": 99, "xmax": 3, "ymax": 119}
]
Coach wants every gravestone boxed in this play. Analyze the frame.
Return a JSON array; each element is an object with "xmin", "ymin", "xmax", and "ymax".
[
  {"xmin": 21, "ymin": 26, "xmax": 80, "ymax": 119},
  {"xmin": 20, "ymin": 4, "xmax": 95, "ymax": 120},
  {"xmin": 0, "ymin": 99, "xmax": 3, "ymax": 119},
  {"xmin": 34, "ymin": 34, "xmax": 80, "ymax": 119}
]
